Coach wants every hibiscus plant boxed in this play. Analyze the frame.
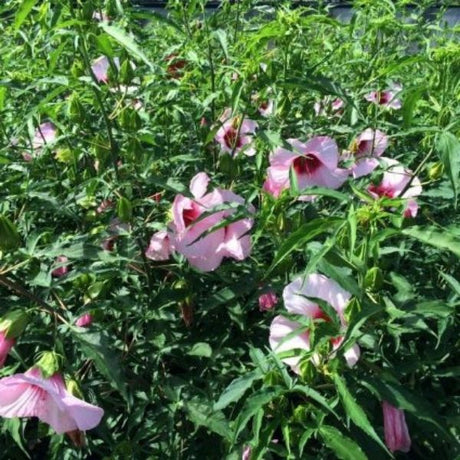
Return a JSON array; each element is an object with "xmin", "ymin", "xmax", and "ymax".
[{"xmin": 0, "ymin": 0, "xmax": 459, "ymax": 458}]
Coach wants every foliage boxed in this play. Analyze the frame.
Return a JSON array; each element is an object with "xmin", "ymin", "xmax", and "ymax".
[{"xmin": 0, "ymin": 0, "xmax": 459, "ymax": 458}]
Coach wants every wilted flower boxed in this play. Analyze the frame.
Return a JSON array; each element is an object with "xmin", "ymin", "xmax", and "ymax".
[
  {"xmin": 215, "ymin": 109, "xmax": 258, "ymax": 157},
  {"xmin": 348, "ymin": 128, "xmax": 389, "ymax": 178},
  {"xmin": 0, "ymin": 367, "xmax": 104, "ymax": 435},
  {"xmin": 145, "ymin": 230, "xmax": 172, "ymax": 261},
  {"xmin": 23, "ymin": 122, "xmax": 57, "ymax": 161},
  {"xmin": 258, "ymin": 290, "xmax": 278, "ymax": 311},
  {"xmin": 75, "ymin": 313, "xmax": 93, "ymax": 328},
  {"xmin": 382, "ymin": 401, "xmax": 411, "ymax": 453},
  {"xmin": 169, "ymin": 172, "xmax": 255, "ymax": 272},
  {"xmin": 269, "ymin": 274, "xmax": 360, "ymax": 373},
  {"xmin": 51, "ymin": 256, "xmax": 70, "ymax": 277},
  {"xmin": 368, "ymin": 158, "xmax": 422, "ymax": 217},
  {"xmin": 365, "ymin": 83, "xmax": 402, "ymax": 109},
  {"xmin": 165, "ymin": 53, "xmax": 187, "ymax": 79},
  {"xmin": 263, "ymin": 136, "xmax": 349, "ymax": 199}
]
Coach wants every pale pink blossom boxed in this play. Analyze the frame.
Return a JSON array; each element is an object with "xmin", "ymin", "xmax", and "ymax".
[
  {"xmin": 269, "ymin": 274, "xmax": 360, "ymax": 373},
  {"xmin": 0, "ymin": 367, "xmax": 103, "ymax": 434},
  {"xmin": 0, "ymin": 332, "xmax": 15, "ymax": 368},
  {"xmin": 263, "ymin": 137, "xmax": 349, "ymax": 199},
  {"xmin": 314, "ymin": 97, "xmax": 344, "ymax": 117},
  {"xmin": 96, "ymin": 199, "xmax": 113, "ymax": 214},
  {"xmin": 368, "ymin": 158, "xmax": 422, "ymax": 217},
  {"xmin": 145, "ymin": 230, "xmax": 172, "ymax": 261},
  {"xmin": 169, "ymin": 172, "xmax": 255, "ymax": 272},
  {"xmin": 215, "ymin": 109, "xmax": 258, "ymax": 157},
  {"xmin": 91, "ymin": 56, "xmax": 120, "ymax": 83},
  {"xmin": 23, "ymin": 122, "xmax": 57, "ymax": 161},
  {"xmin": 51, "ymin": 256, "xmax": 69, "ymax": 277},
  {"xmin": 348, "ymin": 128, "xmax": 389, "ymax": 178},
  {"xmin": 258, "ymin": 99, "xmax": 274, "ymax": 117},
  {"xmin": 365, "ymin": 83, "xmax": 402, "ymax": 109},
  {"xmin": 75, "ymin": 313, "xmax": 93, "ymax": 328},
  {"xmin": 382, "ymin": 401, "xmax": 411, "ymax": 453},
  {"xmin": 258, "ymin": 290, "xmax": 278, "ymax": 311}
]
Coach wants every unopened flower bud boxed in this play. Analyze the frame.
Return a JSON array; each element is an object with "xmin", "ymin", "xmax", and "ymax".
[
  {"xmin": 364, "ymin": 267, "xmax": 384, "ymax": 291},
  {"xmin": 428, "ymin": 162, "xmax": 444, "ymax": 180},
  {"xmin": 36, "ymin": 351, "xmax": 63, "ymax": 378},
  {"xmin": 0, "ymin": 310, "xmax": 29, "ymax": 339}
]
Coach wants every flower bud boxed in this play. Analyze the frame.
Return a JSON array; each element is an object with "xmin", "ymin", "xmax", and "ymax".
[
  {"xmin": 0, "ymin": 214, "xmax": 21, "ymax": 252},
  {"xmin": 119, "ymin": 60, "xmax": 135, "ymax": 85},
  {"xmin": 258, "ymin": 290, "xmax": 278, "ymax": 311},
  {"xmin": 52, "ymin": 255, "xmax": 70, "ymax": 277},
  {"xmin": 364, "ymin": 267, "xmax": 383, "ymax": 291},
  {"xmin": 382, "ymin": 401, "xmax": 411, "ymax": 453},
  {"xmin": 75, "ymin": 313, "xmax": 93, "ymax": 328},
  {"xmin": 36, "ymin": 351, "xmax": 63, "ymax": 378},
  {"xmin": 428, "ymin": 162, "xmax": 444, "ymax": 180},
  {"xmin": 0, "ymin": 310, "xmax": 29, "ymax": 339}
]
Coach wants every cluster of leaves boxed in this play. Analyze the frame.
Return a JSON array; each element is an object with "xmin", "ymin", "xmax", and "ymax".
[{"xmin": 0, "ymin": 0, "xmax": 459, "ymax": 458}]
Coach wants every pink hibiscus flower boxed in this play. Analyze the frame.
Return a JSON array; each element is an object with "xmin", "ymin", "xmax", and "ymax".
[
  {"xmin": 0, "ymin": 367, "xmax": 104, "ymax": 434},
  {"xmin": 169, "ymin": 172, "xmax": 255, "ymax": 271},
  {"xmin": 215, "ymin": 109, "xmax": 258, "ymax": 157},
  {"xmin": 263, "ymin": 136, "xmax": 349, "ymax": 200},
  {"xmin": 145, "ymin": 230, "xmax": 172, "ymax": 261},
  {"xmin": 269, "ymin": 274, "xmax": 360, "ymax": 374},
  {"xmin": 314, "ymin": 97, "xmax": 344, "ymax": 117},
  {"xmin": 365, "ymin": 83, "xmax": 402, "ymax": 109},
  {"xmin": 23, "ymin": 122, "xmax": 57, "ymax": 161},
  {"xmin": 91, "ymin": 56, "xmax": 120, "ymax": 83},
  {"xmin": 348, "ymin": 128, "xmax": 389, "ymax": 178},
  {"xmin": 368, "ymin": 158, "xmax": 422, "ymax": 217},
  {"xmin": 382, "ymin": 401, "xmax": 411, "ymax": 453}
]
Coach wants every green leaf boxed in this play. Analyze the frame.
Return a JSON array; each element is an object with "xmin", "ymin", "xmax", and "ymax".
[
  {"xmin": 233, "ymin": 387, "xmax": 285, "ymax": 440},
  {"xmin": 319, "ymin": 425, "xmax": 368, "ymax": 460},
  {"xmin": 333, "ymin": 374, "xmax": 388, "ymax": 452},
  {"xmin": 214, "ymin": 369, "xmax": 262, "ymax": 411},
  {"xmin": 291, "ymin": 385, "xmax": 339, "ymax": 419},
  {"xmin": 437, "ymin": 131, "xmax": 460, "ymax": 207},
  {"xmin": 14, "ymin": 0, "xmax": 38, "ymax": 30},
  {"xmin": 99, "ymin": 23, "xmax": 154, "ymax": 69},
  {"xmin": 185, "ymin": 401, "xmax": 233, "ymax": 441},
  {"xmin": 1, "ymin": 419, "xmax": 30, "ymax": 458},
  {"xmin": 72, "ymin": 329, "xmax": 129, "ymax": 403},
  {"xmin": 188, "ymin": 342, "xmax": 212, "ymax": 358},
  {"xmin": 268, "ymin": 217, "xmax": 342, "ymax": 275},
  {"xmin": 402, "ymin": 225, "xmax": 460, "ymax": 258},
  {"xmin": 213, "ymin": 29, "xmax": 229, "ymax": 60}
]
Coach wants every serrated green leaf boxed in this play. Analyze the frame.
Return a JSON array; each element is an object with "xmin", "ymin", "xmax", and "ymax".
[
  {"xmin": 319, "ymin": 425, "xmax": 368, "ymax": 460},
  {"xmin": 99, "ymin": 23, "xmax": 154, "ymax": 69},
  {"xmin": 437, "ymin": 131, "xmax": 460, "ymax": 207},
  {"xmin": 214, "ymin": 369, "xmax": 262, "ymax": 411},
  {"xmin": 333, "ymin": 374, "xmax": 388, "ymax": 452},
  {"xmin": 72, "ymin": 329, "xmax": 129, "ymax": 403},
  {"xmin": 402, "ymin": 225, "xmax": 460, "ymax": 258}
]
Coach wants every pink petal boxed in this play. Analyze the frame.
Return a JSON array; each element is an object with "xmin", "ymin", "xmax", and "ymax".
[
  {"xmin": 190, "ymin": 172, "xmax": 210, "ymax": 199},
  {"xmin": 269, "ymin": 316, "xmax": 310, "ymax": 374},
  {"xmin": 351, "ymin": 158, "xmax": 380, "ymax": 178},
  {"xmin": 283, "ymin": 274, "xmax": 351, "ymax": 323},
  {"xmin": 145, "ymin": 230, "xmax": 172, "ymax": 261}
]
